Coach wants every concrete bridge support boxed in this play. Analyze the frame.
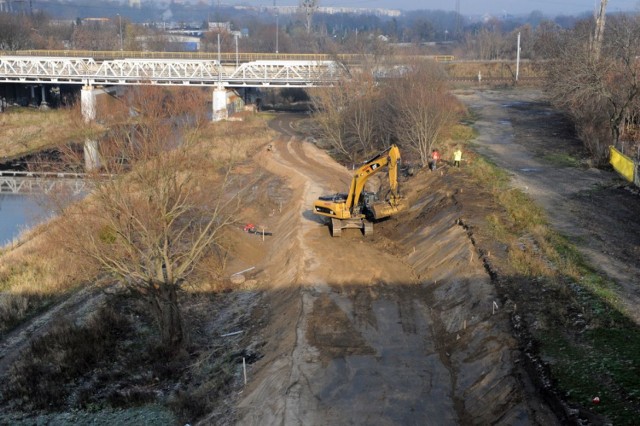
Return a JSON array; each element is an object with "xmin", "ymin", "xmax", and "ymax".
[
  {"xmin": 39, "ymin": 85, "xmax": 49, "ymax": 110},
  {"xmin": 81, "ymin": 85, "xmax": 100, "ymax": 170},
  {"xmin": 212, "ymin": 84, "xmax": 228, "ymax": 122},
  {"xmin": 29, "ymin": 85, "xmax": 37, "ymax": 107}
]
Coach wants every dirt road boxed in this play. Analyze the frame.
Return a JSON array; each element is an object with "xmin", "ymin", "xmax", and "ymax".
[
  {"xmin": 456, "ymin": 89, "xmax": 640, "ymax": 325},
  {"xmin": 229, "ymin": 114, "xmax": 556, "ymax": 425}
]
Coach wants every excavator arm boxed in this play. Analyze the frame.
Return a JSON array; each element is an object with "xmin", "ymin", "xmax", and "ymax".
[
  {"xmin": 313, "ymin": 145, "xmax": 408, "ymax": 236},
  {"xmin": 344, "ymin": 145, "xmax": 399, "ymax": 213}
]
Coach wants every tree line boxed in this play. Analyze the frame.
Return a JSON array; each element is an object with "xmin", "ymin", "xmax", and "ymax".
[{"xmin": 311, "ymin": 60, "xmax": 461, "ymax": 168}]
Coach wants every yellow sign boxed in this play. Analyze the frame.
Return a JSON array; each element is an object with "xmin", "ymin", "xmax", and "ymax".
[{"xmin": 610, "ymin": 146, "xmax": 635, "ymax": 182}]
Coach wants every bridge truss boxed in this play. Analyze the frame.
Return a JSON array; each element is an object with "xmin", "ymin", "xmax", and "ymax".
[
  {"xmin": 0, "ymin": 171, "xmax": 87, "ymax": 195},
  {"xmin": 0, "ymin": 56, "xmax": 348, "ymax": 87}
]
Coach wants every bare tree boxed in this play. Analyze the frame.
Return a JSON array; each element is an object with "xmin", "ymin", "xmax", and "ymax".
[
  {"xmin": 310, "ymin": 83, "xmax": 353, "ymax": 160},
  {"xmin": 547, "ymin": 14, "xmax": 640, "ymax": 163},
  {"xmin": 52, "ymin": 87, "xmax": 238, "ymax": 352},
  {"xmin": 390, "ymin": 62, "xmax": 459, "ymax": 167},
  {"xmin": 0, "ymin": 13, "xmax": 32, "ymax": 50}
]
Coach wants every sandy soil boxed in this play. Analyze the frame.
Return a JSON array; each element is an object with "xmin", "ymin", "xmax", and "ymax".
[{"xmin": 220, "ymin": 113, "xmax": 557, "ymax": 425}]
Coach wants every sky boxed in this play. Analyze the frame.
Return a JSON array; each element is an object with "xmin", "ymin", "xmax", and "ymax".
[{"xmin": 238, "ymin": 1, "xmax": 640, "ymax": 16}]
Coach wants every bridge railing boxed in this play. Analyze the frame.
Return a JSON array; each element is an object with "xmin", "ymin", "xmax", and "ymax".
[{"xmin": 3, "ymin": 50, "xmax": 454, "ymax": 64}]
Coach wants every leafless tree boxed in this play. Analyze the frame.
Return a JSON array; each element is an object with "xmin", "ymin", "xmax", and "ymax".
[
  {"xmin": 547, "ymin": 14, "xmax": 640, "ymax": 163},
  {"xmin": 0, "ymin": 13, "xmax": 32, "ymax": 50},
  {"xmin": 51, "ymin": 87, "xmax": 239, "ymax": 352},
  {"xmin": 389, "ymin": 62, "xmax": 459, "ymax": 167},
  {"xmin": 310, "ymin": 82, "xmax": 353, "ymax": 160}
]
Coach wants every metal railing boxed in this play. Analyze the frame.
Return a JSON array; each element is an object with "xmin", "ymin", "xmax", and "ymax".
[{"xmin": 5, "ymin": 50, "xmax": 455, "ymax": 64}]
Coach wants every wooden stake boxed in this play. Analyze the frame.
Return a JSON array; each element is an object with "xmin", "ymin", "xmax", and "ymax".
[{"xmin": 243, "ymin": 357, "xmax": 247, "ymax": 385}]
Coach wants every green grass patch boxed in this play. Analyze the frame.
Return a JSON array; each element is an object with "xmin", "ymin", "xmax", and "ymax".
[
  {"xmin": 461, "ymin": 133, "xmax": 640, "ymax": 423},
  {"xmin": 543, "ymin": 152, "xmax": 582, "ymax": 168},
  {"xmin": 450, "ymin": 123, "xmax": 477, "ymax": 141},
  {"xmin": 539, "ymin": 326, "xmax": 640, "ymax": 425}
]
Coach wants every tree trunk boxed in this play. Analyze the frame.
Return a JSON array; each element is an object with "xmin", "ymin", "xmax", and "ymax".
[{"xmin": 149, "ymin": 283, "xmax": 184, "ymax": 352}]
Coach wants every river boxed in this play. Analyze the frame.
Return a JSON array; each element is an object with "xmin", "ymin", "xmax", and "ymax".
[{"xmin": 0, "ymin": 194, "xmax": 49, "ymax": 246}]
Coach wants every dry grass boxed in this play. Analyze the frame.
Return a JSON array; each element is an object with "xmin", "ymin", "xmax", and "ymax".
[
  {"xmin": 443, "ymin": 61, "xmax": 543, "ymax": 79},
  {"xmin": 0, "ymin": 114, "xmax": 276, "ymax": 336},
  {"xmin": 0, "ymin": 107, "xmax": 91, "ymax": 159},
  {"xmin": 190, "ymin": 114, "xmax": 277, "ymax": 164},
  {"xmin": 0, "ymin": 220, "xmax": 96, "ymax": 335}
]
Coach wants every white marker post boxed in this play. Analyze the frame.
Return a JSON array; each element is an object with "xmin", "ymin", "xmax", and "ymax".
[{"xmin": 243, "ymin": 357, "xmax": 247, "ymax": 385}]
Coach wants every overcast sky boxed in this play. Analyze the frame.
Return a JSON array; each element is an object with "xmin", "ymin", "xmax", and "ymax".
[{"xmin": 238, "ymin": 1, "xmax": 640, "ymax": 16}]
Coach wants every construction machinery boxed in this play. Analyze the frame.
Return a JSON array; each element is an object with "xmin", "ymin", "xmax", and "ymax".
[{"xmin": 312, "ymin": 144, "xmax": 409, "ymax": 237}]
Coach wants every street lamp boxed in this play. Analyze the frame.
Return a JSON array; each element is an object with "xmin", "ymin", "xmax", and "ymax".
[{"xmin": 117, "ymin": 14, "xmax": 123, "ymax": 51}]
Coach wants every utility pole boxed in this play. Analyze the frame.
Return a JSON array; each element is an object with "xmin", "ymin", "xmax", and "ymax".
[
  {"xmin": 593, "ymin": 0, "xmax": 608, "ymax": 59},
  {"xmin": 516, "ymin": 32, "xmax": 521, "ymax": 82},
  {"xmin": 455, "ymin": 0, "xmax": 461, "ymax": 39},
  {"xmin": 274, "ymin": 0, "xmax": 279, "ymax": 54},
  {"xmin": 117, "ymin": 14, "xmax": 123, "ymax": 51},
  {"xmin": 300, "ymin": 0, "xmax": 318, "ymax": 35},
  {"xmin": 234, "ymin": 33, "xmax": 239, "ymax": 68}
]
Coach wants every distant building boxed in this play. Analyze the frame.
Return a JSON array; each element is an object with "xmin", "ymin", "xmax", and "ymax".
[
  {"xmin": 208, "ymin": 22, "xmax": 232, "ymax": 33},
  {"xmin": 266, "ymin": 5, "xmax": 400, "ymax": 17},
  {"xmin": 81, "ymin": 17, "xmax": 111, "ymax": 26},
  {"xmin": 129, "ymin": 0, "xmax": 141, "ymax": 9}
]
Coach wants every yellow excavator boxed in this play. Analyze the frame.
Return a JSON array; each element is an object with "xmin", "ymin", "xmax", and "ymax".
[{"xmin": 312, "ymin": 144, "xmax": 409, "ymax": 237}]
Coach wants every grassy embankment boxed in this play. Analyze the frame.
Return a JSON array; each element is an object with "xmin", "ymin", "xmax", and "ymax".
[
  {"xmin": 0, "ymin": 107, "xmax": 89, "ymax": 160},
  {"xmin": 0, "ymin": 107, "xmax": 96, "ymax": 335},
  {"xmin": 448, "ymin": 122, "xmax": 640, "ymax": 424},
  {"xmin": 0, "ymin": 111, "xmax": 277, "ymax": 422}
]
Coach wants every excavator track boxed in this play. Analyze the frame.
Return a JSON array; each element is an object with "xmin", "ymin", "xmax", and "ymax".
[
  {"xmin": 363, "ymin": 220, "xmax": 373, "ymax": 236},
  {"xmin": 330, "ymin": 218, "xmax": 342, "ymax": 237}
]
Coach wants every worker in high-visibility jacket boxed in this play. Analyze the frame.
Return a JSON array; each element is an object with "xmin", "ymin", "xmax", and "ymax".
[{"xmin": 453, "ymin": 148, "xmax": 463, "ymax": 167}]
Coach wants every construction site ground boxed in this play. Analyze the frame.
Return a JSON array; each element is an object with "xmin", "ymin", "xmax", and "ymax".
[
  {"xmin": 213, "ymin": 88, "xmax": 640, "ymax": 425},
  {"xmin": 1, "ymin": 87, "xmax": 639, "ymax": 425}
]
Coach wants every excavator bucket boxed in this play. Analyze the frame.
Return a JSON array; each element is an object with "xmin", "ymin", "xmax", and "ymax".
[{"xmin": 371, "ymin": 198, "xmax": 409, "ymax": 220}]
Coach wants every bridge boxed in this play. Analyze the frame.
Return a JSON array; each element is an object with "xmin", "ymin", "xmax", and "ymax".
[
  {"xmin": 0, "ymin": 55, "xmax": 349, "ymax": 88},
  {"xmin": 0, "ymin": 171, "xmax": 87, "ymax": 195}
]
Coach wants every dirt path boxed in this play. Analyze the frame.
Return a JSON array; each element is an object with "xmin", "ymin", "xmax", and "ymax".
[
  {"xmin": 231, "ymin": 114, "xmax": 556, "ymax": 425},
  {"xmin": 456, "ymin": 89, "xmax": 640, "ymax": 324}
]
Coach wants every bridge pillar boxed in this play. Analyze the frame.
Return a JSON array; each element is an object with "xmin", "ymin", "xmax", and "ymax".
[
  {"xmin": 212, "ymin": 85, "xmax": 228, "ymax": 122},
  {"xmin": 39, "ymin": 85, "xmax": 49, "ymax": 110},
  {"xmin": 81, "ymin": 85, "xmax": 97, "ymax": 122},
  {"xmin": 29, "ymin": 85, "xmax": 37, "ymax": 107},
  {"xmin": 81, "ymin": 85, "xmax": 100, "ymax": 170}
]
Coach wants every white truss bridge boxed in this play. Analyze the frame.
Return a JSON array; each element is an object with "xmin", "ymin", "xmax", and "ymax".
[
  {"xmin": 0, "ymin": 171, "xmax": 87, "ymax": 195},
  {"xmin": 0, "ymin": 56, "xmax": 348, "ymax": 87}
]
